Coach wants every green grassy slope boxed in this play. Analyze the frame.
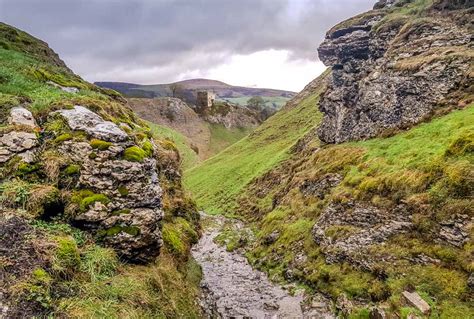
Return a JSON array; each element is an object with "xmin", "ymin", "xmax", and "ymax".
[
  {"xmin": 208, "ymin": 123, "xmax": 254, "ymax": 157},
  {"xmin": 148, "ymin": 122, "xmax": 200, "ymax": 170},
  {"xmin": 240, "ymin": 104, "xmax": 473, "ymax": 318},
  {"xmin": 184, "ymin": 83, "xmax": 324, "ymax": 214}
]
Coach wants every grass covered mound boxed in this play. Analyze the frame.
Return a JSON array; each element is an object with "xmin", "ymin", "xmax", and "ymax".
[{"xmin": 0, "ymin": 22, "xmax": 202, "ymax": 317}]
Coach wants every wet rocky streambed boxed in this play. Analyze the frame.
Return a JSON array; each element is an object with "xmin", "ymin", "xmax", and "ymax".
[{"xmin": 191, "ymin": 213, "xmax": 335, "ymax": 319}]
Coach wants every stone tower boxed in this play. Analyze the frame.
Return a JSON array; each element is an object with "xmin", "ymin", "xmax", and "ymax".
[{"xmin": 196, "ymin": 91, "xmax": 216, "ymax": 113}]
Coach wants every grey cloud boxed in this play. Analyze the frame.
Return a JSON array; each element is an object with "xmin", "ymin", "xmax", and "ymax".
[{"xmin": 0, "ymin": 0, "xmax": 375, "ymax": 84}]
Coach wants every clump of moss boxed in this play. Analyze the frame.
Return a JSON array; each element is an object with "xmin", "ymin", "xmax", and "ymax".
[
  {"xmin": 63, "ymin": 164, "xmax": 80, "ymax": 176},
  {"xmin": 99, "ymin": 225, "xmax": 140, "ymax": 237},
  {"xmin": 70, "ymin": 189, "xmax": 109, "ymax": 212},
  {"xmin": 123, "ymin": 146, "xmax": 147, "ymax": 162},
  {"xmin": 111, "ymin": 208, "xmax": 131, "ymax": 216},
  {"xmin": 88, "ymin": 152, "xmax": 97, "ymax": 160},
  {"xmin": 141, "ymin": 139, "xmax": 154, "ymax": 156},
  {"xmin": 162, "ymin": 223, "xmax": 184, "ymax": 255},
  {"xmin": 16, "ymin": 162, "xmax": 41, "ymax": 177},
  {"xmin": 26, "ymin": 268, "xmax": 53, "ymax": 309},
  {"xmin": 117, "ymin": 186, "xmax": 129, "ymax": 196},
  {"xmin": 80, "ymin": 194, "xmax": 109, "ymax": 211},
  {"xmin": 90, "ymin": 139, "xmax": 112, "ymax": 150},
  {"xmin": 54, "ymin": 133, "xmax": 72, "ymax": 143}
]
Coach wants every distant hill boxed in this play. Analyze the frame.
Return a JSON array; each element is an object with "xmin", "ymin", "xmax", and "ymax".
[{"xmin": 95, "ymin": 78, "xmax": 296, "ymax": 111}]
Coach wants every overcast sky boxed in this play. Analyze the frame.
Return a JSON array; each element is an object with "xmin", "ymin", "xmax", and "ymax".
[{"xmin": 0, "ymin": 0, "xmax": 374, "ymax": 92}]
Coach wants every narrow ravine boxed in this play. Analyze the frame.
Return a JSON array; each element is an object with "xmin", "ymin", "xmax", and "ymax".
[{"xmin": 192, "ymin": 213, "xmax": 334, "ymax": 319}]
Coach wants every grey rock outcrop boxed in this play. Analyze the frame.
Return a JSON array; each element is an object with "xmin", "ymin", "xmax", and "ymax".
[
  {"xmin": 317, "ymin": 2, "xmax": 473, "ymax": 143},
  {"xmin": 312, "ymin": 201, "xmax": 412, "ymax": 269},
  {"xmin": 47, "ymin": 81, "xmax": 79, "ymax": 93},
  {"xmin": 437, "ymin": 214, "xmax": 472, "ymax": 247},
  {"xmin": 55, "ymin": 110, "xmax": 164, "ymax": 262},
  {"xmin": 8, "ymin": 107, "xmax": 37, "ymax": 128},
  {"xmin": 55, "ymin": 105, "xmax": 128, "ymax": 142},
  {"xmin": 0, "ymin": 129, "xmax": 38, "ymax": 163}
]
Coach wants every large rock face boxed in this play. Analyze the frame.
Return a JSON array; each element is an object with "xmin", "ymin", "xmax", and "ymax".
[
  {"xmin": 2, "ymin": 105, "xmax": 167, "ymax": 263},
  {"xmin": 317, "ymin": 1, "xmax": 473, "ymax": 143}
]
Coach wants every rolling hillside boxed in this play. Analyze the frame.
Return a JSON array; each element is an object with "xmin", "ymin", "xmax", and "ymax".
[{"xmin": 96, "ymin": 78, "xmax": 296, "ymax": 111}]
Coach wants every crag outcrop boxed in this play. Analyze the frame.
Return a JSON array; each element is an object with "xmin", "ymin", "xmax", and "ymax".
[{"xmin": 317, "ymin": 0, "xmax": 473, "ymax": 143}]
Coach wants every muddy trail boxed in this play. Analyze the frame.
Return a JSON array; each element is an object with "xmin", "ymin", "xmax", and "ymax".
[{"xmin": 191, "ymin": 213, "xmax": 334, "ymax": 319}]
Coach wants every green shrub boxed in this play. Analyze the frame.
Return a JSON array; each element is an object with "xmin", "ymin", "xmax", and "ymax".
[
  {"xmin": 123, "ymin": 146, "xmax": 147, "ymax": 162},
  {"xmin": 90, "ymin": 139, "xmax": 112, "ymax": 150}
]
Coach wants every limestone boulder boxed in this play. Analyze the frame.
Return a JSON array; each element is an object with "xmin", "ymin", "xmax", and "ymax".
[
  {"xmin": 317, "ymin": 2, "xmax": 473, "ymax": 143},
  {"xmin": 312, "ymin": 201, "xmax": 412, "ymax": 269},
  {"xmin": 0, "ymin": 131, "xmax": 38, "ymax": 153},
  {"xmin": 8, "ymin": 107, "xmax": 37, "ymax": 128},
  {"xmin": 402, "ymin": 291, "xmax": 430, "ymax": 315},
  {"xmin": 55, "ymin": 105, "xmax": 128, "ymax": 142}
]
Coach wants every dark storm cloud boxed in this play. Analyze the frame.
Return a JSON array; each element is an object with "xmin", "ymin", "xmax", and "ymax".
[{"xmin": 0, "ymin": 0, "xmax": 374, "ymax": 83}]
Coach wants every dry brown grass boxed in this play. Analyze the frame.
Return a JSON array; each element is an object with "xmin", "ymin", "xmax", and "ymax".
[{"xmin": 41, "ymin": 150, "xmax": 67, "ymax": 182}]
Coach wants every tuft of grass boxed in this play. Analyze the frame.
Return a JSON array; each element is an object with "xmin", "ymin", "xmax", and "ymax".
[
  {"xmin": 52, "ymin": 236, "xmax": 81, "ymax": 276},
  {"xmin": 80, "ymin": 246, "xmax": 118, "ymax": 282}
]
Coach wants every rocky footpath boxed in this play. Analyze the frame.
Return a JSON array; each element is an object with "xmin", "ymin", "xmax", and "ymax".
[
  {"xmin": 192, "ymin": 214, "xmax": 334, "ymax": 319},
  {"xmin": 317, "ymin": 0, "xmax": 473, "ymax": 143}
]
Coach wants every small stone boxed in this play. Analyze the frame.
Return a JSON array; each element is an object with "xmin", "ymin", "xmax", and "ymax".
[
  {"xmin": 370, "ymin": 307, "xmax": 387, "ymax": 319},
  {"xmin": 47, "ymin": 81, "xmax": 79, "ymax": 93},
  {"xmin": 0, "ymin": 147, "xmax": 12, "ymax": 163},
  {"xmin": 336, "ymin": 293, "xmax": 353, "ymax": 316},
  {"xmin": 263, "ymin": 230, "xmax": 280, "ymax": 245},
  {"xmin": 8, "ymin": 107, "xmax": 37, "ymax": 128},
  {"xmin": 17, "ymin": 149, "xmax": 36, "ymax": 163},
  {"xmin": 467, "ymin": 273, "xmax": 474, "ymax": 291},
  {"xmin": 402, "ymin": 291, "xmax": 430, "ymax": 315},
  {"xmin": 0, "ymin": 131, "xmax": 38, "ymax": 152}
]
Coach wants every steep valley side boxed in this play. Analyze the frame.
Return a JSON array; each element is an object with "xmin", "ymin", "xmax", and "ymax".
[{"xmin": 185, "ymin": 1, "xmax": 474, "ymax": 318}]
